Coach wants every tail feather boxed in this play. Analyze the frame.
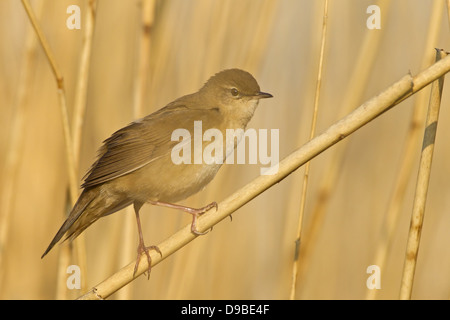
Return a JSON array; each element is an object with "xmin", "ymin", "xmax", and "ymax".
[
  {"xmin": 41, "ymin": 187, "xmax": 134, "ymax": 259},
  {"xmin": 63, "ymin": 197, "xmax": 132, "ymax": 243},
  {"xmin": 41, "ymin": 188, "xmax": 96, "ymax": 258}
]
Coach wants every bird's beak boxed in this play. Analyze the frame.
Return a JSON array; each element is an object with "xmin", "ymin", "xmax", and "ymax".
[{"xmin": 254, "ymin": 91, "xmax": 273, "ymax": 99}]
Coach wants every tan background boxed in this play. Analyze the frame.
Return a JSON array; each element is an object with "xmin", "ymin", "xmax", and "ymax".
[{"xmin": 1, "ymin": 0, "xmax": 450, "ymax": 299}]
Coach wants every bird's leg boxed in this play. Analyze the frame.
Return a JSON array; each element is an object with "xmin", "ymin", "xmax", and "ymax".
[
  {"xmin": 133, "ymin": 202, "xmax": 162, "ymax": 279},
  {"xmin": 148, "ymin": 200, "xmax": 218, "ymax": 235}
]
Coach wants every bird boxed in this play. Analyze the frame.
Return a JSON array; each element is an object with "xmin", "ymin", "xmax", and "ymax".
[{"xmin": 41, "ymin": 68, "xmax": 273, "ymax": 278}]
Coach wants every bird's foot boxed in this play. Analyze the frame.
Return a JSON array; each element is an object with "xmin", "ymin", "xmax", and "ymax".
[
  {"xmin": 185, "ymin": 201, "xmax": 218, "ymax": 235},
  {"xmin": 147, "ymin": 200, "xmax": 218, "ymax": 235},
  {"xmin": 133, "ymin": 242, "xmax": 162, "ymax": 280}
]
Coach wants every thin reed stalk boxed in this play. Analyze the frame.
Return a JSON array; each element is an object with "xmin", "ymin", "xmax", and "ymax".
[
  {"xmin": 399, "ymin": 49, "xmax": 447, "ymax": 300},
  {"xmin": 290, "ymin": 0, "xmax": 329, "ymax": 300},
  {"xmin": 0, "ymin": 0, "xmax": 43, "ymax": 297},
  {"xmin": 67, "ymin": 0, "xmax": 97, "ymax": 297},
  {"xmin": 294, "ymin": 0, "xmax": 392, "ymax": 296},
  {"xmin": 21, "ymin": 0, "xmax": 78, "ymax": 202},
  {"xmin": 72, "ymin": 0, "xmax": 97, "ymax": 161},
  {"xmin": 21, "ymin": 0, "xmax": 94, "ymax": 298},
  {"xmin": 447, "ymin": 0, "xmax": 450, "ymax": 30},
  {"xmin": 366, "ymin": 0, "xmax": 443, "ymax": 300}
]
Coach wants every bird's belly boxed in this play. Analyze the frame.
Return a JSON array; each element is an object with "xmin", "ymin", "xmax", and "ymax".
[
  {"xmin": 111, "ymin": 155, "xmax": 223, "ymax": 204},
  {"xmin": 149, "ymin": 162, "xmax": 222, "ymax": 202}
]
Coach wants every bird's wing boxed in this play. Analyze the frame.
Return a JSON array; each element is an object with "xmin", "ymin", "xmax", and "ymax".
[{"xmin": 81, "ymin": 104, "xmax": 222, "ymax": 188}]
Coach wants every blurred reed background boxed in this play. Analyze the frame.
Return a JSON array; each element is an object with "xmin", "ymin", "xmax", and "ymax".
[{"xmin": 1, "ymin": 0, "xmax": 450, "ymax": 299}]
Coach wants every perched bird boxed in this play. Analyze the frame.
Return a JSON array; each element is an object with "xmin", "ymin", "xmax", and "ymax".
[{"xmin": 42, "ymin": 69, "xmax": 272, "ymax": 277}]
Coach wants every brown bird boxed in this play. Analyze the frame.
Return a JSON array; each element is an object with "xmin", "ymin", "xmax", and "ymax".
[{"xmin": 42, "ymin": 69, "xmax": 272, "ymax": 277}]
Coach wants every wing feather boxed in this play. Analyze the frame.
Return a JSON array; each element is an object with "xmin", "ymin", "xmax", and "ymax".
[{"xmin": 81, "ymin": 104, "xmax": 222, "ymax": 188}]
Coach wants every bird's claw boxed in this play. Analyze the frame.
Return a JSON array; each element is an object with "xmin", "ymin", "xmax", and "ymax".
[{"xmin": 133, "ymin": 243, "xmax": 162, "ymax": 279}]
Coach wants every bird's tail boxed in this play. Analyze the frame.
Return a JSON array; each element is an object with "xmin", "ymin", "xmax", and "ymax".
[{"xmin": 41, "ymin": 188, "xmax": 96, "ymax": 259}]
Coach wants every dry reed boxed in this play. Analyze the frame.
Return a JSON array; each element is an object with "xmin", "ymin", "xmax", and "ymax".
[
  {"xmin": 0, "ymin": 0, "xmax": 43, "ymax": 296},
  {"xmin": 290, "ymin": 0, "xmax": 329, "ymax": 300},
  {"xmin": 293, "ymin": 0, "xmax": 392, "ymax": 297},
  {"xmin": 21, "ymin": 0, "xmax": 99, "ymax": 298},
  {"xmin": 21, "ymin": 0, "xmax": 81, "ymax": 300},
  {"xmin": 399, "ymin": 49, "xmax": 447, "ymax": 299},
  {"xmin": 366, "ymin": 0, "xmax": 444, "ymax": 300}
]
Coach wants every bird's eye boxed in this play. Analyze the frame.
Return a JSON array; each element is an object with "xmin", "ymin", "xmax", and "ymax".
[{"xmin": 230, "ymin": 88, "xmax": 239, "ymax": 96}]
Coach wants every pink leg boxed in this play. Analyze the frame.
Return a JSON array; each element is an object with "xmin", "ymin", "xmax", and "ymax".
[
  {"xmin": 148, "ymin": 200, "xmax": 218, "ymax": 235},
  {"xmin": 133, "ymin": 203, "xmax": 162, "ymax": 279}
]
